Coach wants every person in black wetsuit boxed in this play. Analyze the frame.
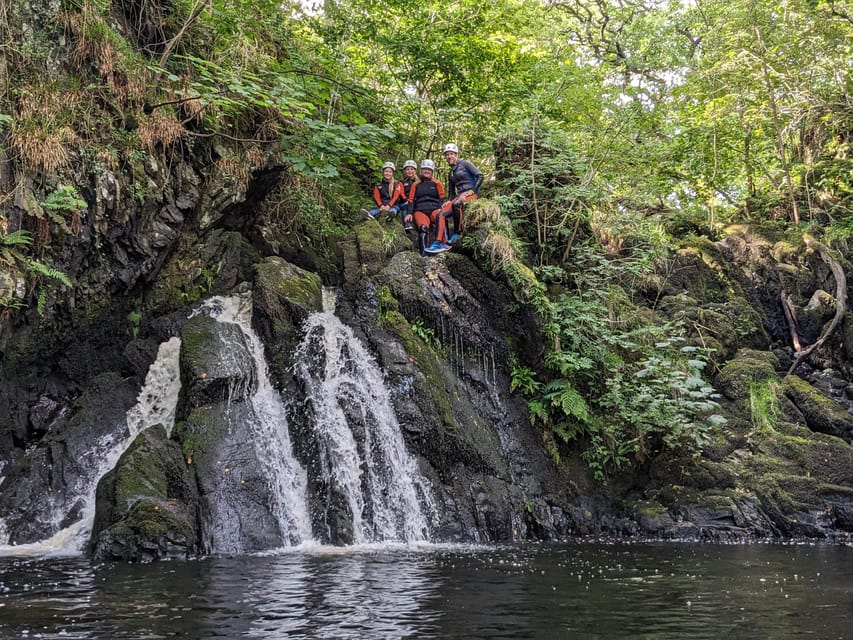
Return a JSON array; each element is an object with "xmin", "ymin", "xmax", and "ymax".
[
  {"xmin": 442, "ymin": 143, "xmax": 483, "ymax": 243},
  {"xmin": 404, "ymin": 159, "xmax": 450, "ymax": 255}
]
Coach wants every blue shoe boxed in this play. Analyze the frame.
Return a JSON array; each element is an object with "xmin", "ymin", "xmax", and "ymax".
[
  {"xmin": 426, "ymin": 242, "xmax": 451, "ymax": 254},
  {"xmin": 449, "ymin": 233, "xmax": 460, "ymax": 244}
]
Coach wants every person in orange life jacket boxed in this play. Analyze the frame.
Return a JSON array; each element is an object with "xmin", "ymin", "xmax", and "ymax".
[
  {"xmin": 404, "ymin": 159, "xmax": 450, "ymax": 255},
  {"xmin": 442, "ymin": 143, "xmax": 483, "ymax": 243},
  {"xmin": 361, "ymin": 162, "xmax": 406, "ymax": 220},
  {"xmin": 399, "ymin": 160, "xmax": 418, "ymax": 230}
]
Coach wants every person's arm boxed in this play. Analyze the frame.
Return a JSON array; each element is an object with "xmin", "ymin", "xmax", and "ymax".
[
  {"xmin": 447, "ymin": 170, "xmax": 457, "ymax": 199},
  {"xmin": 407, "ymin": 182, "xmax": 416, "ymax": 216},
  {"xmin": 373, "ymin": 185, "xmax": 382, "ymax": 207},
  {"xmin": 464, "ymin": 160, "xmax": 483, "ymax": 194},
  {"xmin": 390, "ymin": 181, "xmax": 404, "ymax": 207}
]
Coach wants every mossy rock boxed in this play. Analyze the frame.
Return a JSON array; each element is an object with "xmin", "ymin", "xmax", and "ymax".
[
  {"xmin": 252, "ymin": 257, "xmax": 322, "ymax": 385},
  {"xmin": 91, "ymin": 425, "xmax": 199, "ymax": 561},
  {"xmin": 716, "ymin": 350, "xmax": 779, "ymax": 401},
  {"xmin": 92, "ymin": 500, "xmax": 197, "ymax": 562},
  {"xmin": 656, "ymin": 294, "xmax": 767, "ymax": 361},
  {"xmin": 780, "ymin": 374, "xmax": 853, "ymax": 439},
  {"xmin": 751, "ymin": 426, "xmax": 853, "ymax": 486},
  {"xmin": 354, "ymin": 219, "xmax": 412, "ymax": 278},
  {"xmin": 254, "ymin": 256, "xmax": 322, "ymax": 314},
  {"xmin": 179, "ymin": 313, "xmax": 256, "ymax": 410},
  {"xmin": 146, "ymin": 230, "xmax": 256, "ymax": 314},
  {"xmin": 660, "ymin": 240, "xmax": 737, "ymax": 303}
]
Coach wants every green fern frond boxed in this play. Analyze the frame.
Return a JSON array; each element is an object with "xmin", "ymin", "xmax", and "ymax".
[
  {"xmin": 27, "ymin": 259, "xmax": 72, "ymax": 287},
  {"xmin": 1, "ymin": 230, "xmax": 33, "ymax": 246},
  {"xmin": 543, "ymin": 378, "xmax": 591, "ymax": 423}
]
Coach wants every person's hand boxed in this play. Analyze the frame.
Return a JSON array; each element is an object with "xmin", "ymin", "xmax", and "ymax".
[{"xmin": 404, "ymin": 214, "xmax": 412, "ymax": 222}]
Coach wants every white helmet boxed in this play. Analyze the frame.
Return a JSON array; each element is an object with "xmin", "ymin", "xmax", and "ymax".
[
  {"xmin": 381, "ymin": 161, "xmax": 396, "ymax": 170},
  {"xmin": 403, "ymin": 160, "xmax": 417, "ymax": 169},
  {"xmin": 420, "ymin": 159, "xmax": 435, "ymax": 170},
  {"xmin": 443, "ymin": 143, "xmax": 459, "ymax": 154}
]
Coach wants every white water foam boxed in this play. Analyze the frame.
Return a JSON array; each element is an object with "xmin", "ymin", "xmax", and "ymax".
[
  {"xmin": 0, "ymin": 337, "xmax": 182, "ymax": 557},
  {"xmin": 293, "ymin": 289, "xmax": 435, "ymax": 544},
  {"xmin": 199, "ymin": 294, "xmax": 313, "ymax": 545}
]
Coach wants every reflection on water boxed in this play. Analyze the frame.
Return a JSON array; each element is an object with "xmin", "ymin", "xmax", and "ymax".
[{"xmin": 0, "ymin": 543, "xmax": 850, "ymax": 639}]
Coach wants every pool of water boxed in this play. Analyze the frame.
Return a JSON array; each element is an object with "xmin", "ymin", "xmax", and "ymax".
[{"xmin": 0, "ymin": 542, "xmax": 850, "ymax": 639}]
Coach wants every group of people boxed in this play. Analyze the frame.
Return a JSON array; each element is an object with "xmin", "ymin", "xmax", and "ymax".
[{"xmin": 361, "ymin": 143, "xmax": 483, "ymax": 255}]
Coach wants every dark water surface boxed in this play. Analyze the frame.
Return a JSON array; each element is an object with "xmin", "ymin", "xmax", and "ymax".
[{"xmin": 0, "ymin": 542, "xmax": 850, "ymax": 639}]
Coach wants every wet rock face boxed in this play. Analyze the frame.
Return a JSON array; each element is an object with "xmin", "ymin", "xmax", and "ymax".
[
  {"xmin": 172, "ymin": 311, "xmax": 284, "ymax": 554},
  {"xmin": 252, "ymin": 256, "xmax": 323, "ymax": 387},
  {"xmin": 179, "ymin": 314, "xmax": 257, "ymax": 411},
  {"xmin": 175, "ymin": 403, "xmax": 284, "ymax": 554},
  {"xmin": 334, "ymin": 247, "xmax": 574, "ymax": 543},
  {"xmin": 0, "ymin": 373, "xmax": 139, "ymax": 544},
  {"xmin": 92, "ymin": 426, "xmax": 198, "ymax": 561}
]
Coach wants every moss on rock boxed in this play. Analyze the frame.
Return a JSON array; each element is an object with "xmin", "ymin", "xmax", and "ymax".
[
  {"xmin": 254, "ymin": 257, "xmax": 322, "ymax": 314},
  {"xmin": 716, "ymin": 350, "xmax": 780, "ymax": 401},
  {"xmin": 92, "ymin": 425, "xmax": 199, "ymax": 561},
  {"xmin": 781, "ymin": 374, "xmax": 853, "ymax": 439}
]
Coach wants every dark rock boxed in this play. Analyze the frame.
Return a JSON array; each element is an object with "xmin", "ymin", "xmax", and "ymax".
[
  {"xmin": 179, "ymin": 313, "xmax": 256, "ymax": 412},
  {"xmin": 173, "ymin": 402, "xmax": 284, "ymax": 554},
  {"xmin": 91, "ymin": 425, "xmax": 198, "ymax": 561},
  {"xmin": 0, "ymin": 373, "xmax": 139, "ymax": 544}
]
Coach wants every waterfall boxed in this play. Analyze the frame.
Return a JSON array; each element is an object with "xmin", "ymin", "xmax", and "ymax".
[
  {"xmin": 0, "ymin": 337, "xmax": 182, "ymax": 557},
  {"xmin": 1, "ymin": 287, "xmax": 435, "ymax": 556},
  {"xmin": 294, "ymin": 289, "xmax": 435, "ymax": 544},
  {"xmin": 199, "ymin": 295, "xmax": 313, "ymax": 545}
]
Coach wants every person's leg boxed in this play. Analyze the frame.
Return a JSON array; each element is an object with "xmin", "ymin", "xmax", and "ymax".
[
  {"xmin": 451, "ymin": 192, "xmax": 477, "ymax": 240},
  {"xmin": 413, "ymin": 211, "xmax": 431, "ymax": 254},
  {"xmin": 425, "ymin": 209, "xmax": 451, "ymax": 253},
  {"xmin": 432, "ymin": 208, "xmax": 448, "ymax": 244}
]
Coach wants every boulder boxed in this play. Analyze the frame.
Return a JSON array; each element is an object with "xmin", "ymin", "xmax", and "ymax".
[
  {"xmin": 91, "ymin": 425, "xmax": 198, "ymax": 561},
  {"xmin": 780, "ymin": 374, "xmax": 853, "ymax": 440},
  {"xmin": 0, "ymin": 373, "xmax": 139, "ymax": 544}
]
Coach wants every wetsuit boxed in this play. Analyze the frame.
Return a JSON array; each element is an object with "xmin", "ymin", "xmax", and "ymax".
[
  {"xmin": 407, "ymin": 177, "xmax": 446, "ymax": 254},
  {"xmin": 445, "ymin": 159, "xmax": 483, "ymax": 238},
  {"xmin": 368, "ymin": 179, "xmax": 406, "ymax": 218},
  {"xmin": 399, "ymin": 175, "xmax": 418, "ymax": 226}
]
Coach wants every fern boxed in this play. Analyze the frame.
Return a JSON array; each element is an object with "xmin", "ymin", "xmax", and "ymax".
[
  {"xmin": 543, "ymin": 379, "xmax": 591, "ymax": 423},
  {"xmin": 1, "ymin": 230, "xmax": 33, "ymax": 247},
  {"xmin": 27, "ymin": 259, "xmax": 72, "ymax": 287}
]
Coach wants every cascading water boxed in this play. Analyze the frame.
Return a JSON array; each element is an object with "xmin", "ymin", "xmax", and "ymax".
[
  {"xmin": 293, "ymin": 289, "xmax": 435, "ymax": 544},
  {"xmin": 0, "ymin": 337, "xmax": 182, "ymax": 556},
  {"xmin": 198, "ymin": 294, "xmax": 313, "ymax": 546},
  {"xmin": 1, "ymin": 287, "xmax": 435, "ymax": 556}
]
